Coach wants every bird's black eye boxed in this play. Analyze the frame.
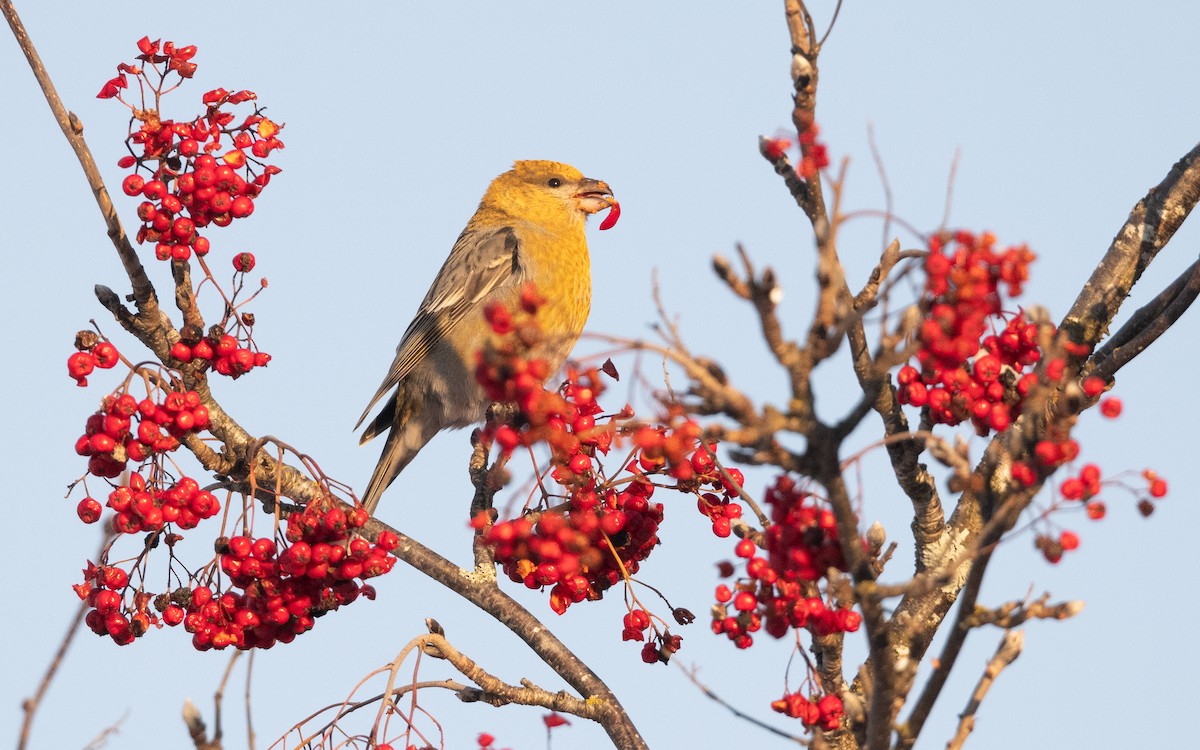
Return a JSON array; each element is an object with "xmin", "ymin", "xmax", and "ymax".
[{"xmin": 547, "ymin": 178, "xmax": 562, "ymax": 188}]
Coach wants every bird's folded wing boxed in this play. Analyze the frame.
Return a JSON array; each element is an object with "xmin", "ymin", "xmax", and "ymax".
[{"xmin": 355, "ymin": 226, "xmax": 523, "ymax": 428}]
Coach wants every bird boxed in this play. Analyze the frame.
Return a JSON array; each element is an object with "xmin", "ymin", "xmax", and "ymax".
[{"xmin": 355, "ymin": 160, "xmax": 615, "ymax": 515}]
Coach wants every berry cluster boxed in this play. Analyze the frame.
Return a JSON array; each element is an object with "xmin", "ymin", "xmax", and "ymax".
[
  {"xmin": 760, "ymin": 116, "xmax": 830, "ymax": 180},
  {"xmin": 796, "ymin": 117, "xmax": 830, "ymax": 179},
  {"xmin": 694, "ymin": 466, "xmax": 746, "ymax": 538},
  {"xmin": 475, "ymin": 289, "xmax": 743, "ymax": 663},
  {"xmin": 77, "ymin": 562, "xmax": 150, "ymax": 646},
  {"xmin": 67, "ymin": 335, "xmax": 120, "ymax": 387},
  {"xmin": 101, "ymin": 37, "xmax": 283, "ymax": 263},
  {"xmin": 1031, "ymin": 459, "xmax": 1167, "ymax": 563},
  {"xmin": 480, "ymin": 477, "xmax": 664, "ymax": 617},
  {"xmin": 1035, "ymin": 529, "xmax": 1081, "ymax": 565},
  {"xmin": 896, "ymin": 231, "xmax": 1039, "ymax": 434},
  {"xmin": 102, "ymin": 472, "xmax": 219, "ymax": 534},
  {"xmin": 170, "ymin": 329, "xmax": 270, "ymax": 378},
  {"xmin": 477, "ymin": 289, "xmax": 616, "ymax": 470},
  {"xmin": 185, "ymin": 503, "xmax": 396, "ymax": 650},
  {"xmin": 74, "ymin": 385, "xmax": 209, "ymax": 480},
  {"xmin": 771, "ymin": 691, "xmax": 844, "ymax": 732},
  {"xmin": 69, "ymin": 36, "xmax": 390, "ymax": 655},
  {"xmin": 75, "ymin": 496, "xmax": 398, "ymax": 649},
  {"xmin": 712, "ymin": 475, "xmax": 860, "ymax": 649}
]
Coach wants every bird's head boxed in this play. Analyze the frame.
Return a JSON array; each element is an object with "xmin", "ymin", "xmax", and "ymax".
[{"xmin": 483, "ymin": 160, "xmax": 614, "ymax": 226}]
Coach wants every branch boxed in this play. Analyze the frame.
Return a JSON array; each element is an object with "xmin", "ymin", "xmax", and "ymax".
[
  {"xmin": 1059, "ymin": 140, "xmax": 1200, "ymax": 354},
  {"xmin": 679, "ymin": 663, "xmax": 810, "ymax": 744},
  {"xmin": 356, "ymin": 513, "xmax": 647, "ymax": 749},
  {"xmin": 1090, "ymin": 256, "xmax": 1200, "ymax": 382},
  {"xmin": 2, "ymin": 0, "xmax": 161, "ymax": 315},
  {"xmin": 421, "ymin": 633, "xmax": 596, "ymax": 717},
  {"xmin": 183, "ymin": 699, "xmax": 223, "ymax": 750},
  {"xmin": 884, "ymin": 142, "xmax": 1200, "ymax": 750},
  {"xmin": 962, "ymin": 595, "xmax": 1083, "ymax": 629},
  {"xmin": 945, "ymin": 630, "xmax": 1023, "ymax": 750},
  {"xmin": 712, "ymin": 246, "xmax": 815, "ymax": 430},
  {"xmin": 19, "ymin": 532, "xmax": 111, "ymax": 750},
  {"xmin": 18, "ymin": 600, "xmax": 88, "ymax": 750},
  {"xmin": 8, "ymin": 5, "xmax": 645, "ymax": 744}
]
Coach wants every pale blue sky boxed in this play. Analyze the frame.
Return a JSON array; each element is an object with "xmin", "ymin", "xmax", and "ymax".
[{"xmin": 4, "ymin": 3, "xmax": 1198, "ymax": 749}]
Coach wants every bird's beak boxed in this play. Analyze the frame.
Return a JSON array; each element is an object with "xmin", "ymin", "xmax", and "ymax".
[{"xmin": 573, "ymin": 178, "xmax": 615, "ymax": 214}]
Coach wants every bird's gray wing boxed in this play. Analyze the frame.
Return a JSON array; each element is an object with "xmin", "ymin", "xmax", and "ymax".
[{"xmin": 354, "ymin": 225, "xmax": 523, "ymax": 429}]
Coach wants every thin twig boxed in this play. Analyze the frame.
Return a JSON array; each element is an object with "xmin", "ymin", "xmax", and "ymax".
[
  {"xmin": 678, "ymin": 663, "xmax": 809, "ymax": 744},
  {"xmin": 245, "ymin": 650, "xmax": 256, "ymax": 750},
  {"xmin": 945, "ymin": 630, "xmax": 1023, "ymax": 750},
  {"xmin": 18, "ymin": 600, "xmax": 88, "ymax": 750}
]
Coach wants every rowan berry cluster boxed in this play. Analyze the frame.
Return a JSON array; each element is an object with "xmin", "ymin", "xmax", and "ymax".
[
  {"xmin": 100, "ymin": 37, "xmax": 283, "ymax": 263},
  {"xmin": 73, "ymin": 377, "xmax": 209, "ymax": 481},
  {"xmin": 772, "ymin": 691, "xmax": 844, "ymax": 732},
  {"xmin": 170, "ymin": 328, "xmax": 270, "ymax": 378},
  {"xmin": 712, "ymin": 475, "xmax": 860, "ymax": 651},
  {"xmin": 476, "ymin": 288, "xmax": 742, "ymax": 662},
  {"xmin": 104, "ymin": 472, "xmax": 219, "ymax": 534},
  {"xmin": 1029, "ymin": 453, "xmax": 1167, "ymax": 563},
  {"xmin": 75, "ymin": 494, "xmax": 398, "ymax": 649},
  {"xmin": 897, "ymin": 231, "xmax": 1039, "ymax": 434},
  {"xmin": 66, "ymin": 39, "xmax": 364, "ymax": 654},
  {"xmin": 760, "ymin": 116, "xmax": 830, "ymax": 179},
  {"xmin": 797, "ymin": 117, "xmax": 830, "ymax": 179},
  {"xmin": 67, "ymin": 331, "xmax": 121, "ymax": 387}
]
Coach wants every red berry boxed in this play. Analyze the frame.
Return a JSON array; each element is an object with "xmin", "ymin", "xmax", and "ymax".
[
  {"xmin": 77, "ymin": 497, "xmax": 103, "ymax": 523},
  {"xmin": 230, "ymin": 195, "xmax": 254, "ymax": 218},
  {"xmin": 92, "ymin": 342, "xmax": 119, "ymax": 368},
  {"xmin": 68, "ymin": 351, "xmax": 95, "ymax": 384},
  {"xmin": 733, "ymin": 591, "xmax": 757, "ymax": 612},
  {"xmin": 721, "ymin": 468, "xmax": 745, "ymax": 496},
  {"xmin": 142, "ymin": 179, "xmax": 167, "ymax": 200},
  {"xmin": 171, "ymin": 342, "xmax": 193, "ymax": 362},
  {"xmin": 232, "ymin": 252, "xmax": 256, "ymax": 272},
  {"xmin": 121, "ymin": 174, "xmax": 146, "ymax": 196},
  {"xmin": 598, "ymin": 200, "xmax": 621, "ymax": 230}
]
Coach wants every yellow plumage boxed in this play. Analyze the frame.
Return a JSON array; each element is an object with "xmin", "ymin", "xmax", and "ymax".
[{"xmin": 356, "ymin": 160, "xmax": 614, "ymax": 514}]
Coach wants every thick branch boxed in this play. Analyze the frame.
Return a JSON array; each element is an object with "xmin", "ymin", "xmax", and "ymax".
[
  {"xmin": 9, "ymin": 4, "xmax": 645, "ymax": 744},
  {"xmin": 883, "ymin": 142, "xmax": 1200, "ymax": 750},
  {"xmin": 1060, "ymin": 141, "xmax": 1200, "ymax": 350}
]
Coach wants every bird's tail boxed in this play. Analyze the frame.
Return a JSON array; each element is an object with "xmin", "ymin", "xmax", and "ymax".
[{"xmin": 359, "ymin": 392, "xmax": 439, "ymax": 515}]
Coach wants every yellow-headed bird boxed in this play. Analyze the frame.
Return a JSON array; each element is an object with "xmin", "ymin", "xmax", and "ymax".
[{"xmin": 356, "ymin": 160, "xmax": 615, "ymax": 514}]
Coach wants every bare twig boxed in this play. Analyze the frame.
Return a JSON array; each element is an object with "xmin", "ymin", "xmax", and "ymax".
[
  {"xmin": 963, "ymin": 595, "xmax": 1083, "ymax": 629},
  {"xmin": 18, "ymin": 600, "xmax": 88, "ymax": 750},
  {"xmin": 183, "ymin": 699, "xmax": 222, "ymax": 750},
  {"xmin": 245, "ymin": 651, "xmax": 256, "ymax": 750},
  {"xmin": 945, "ymin": 630, "xmax": 1023, "ymax": 750},
  {"xmin": 678, "ymin": 663, "xmax": 810, "ymax": 744}
]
